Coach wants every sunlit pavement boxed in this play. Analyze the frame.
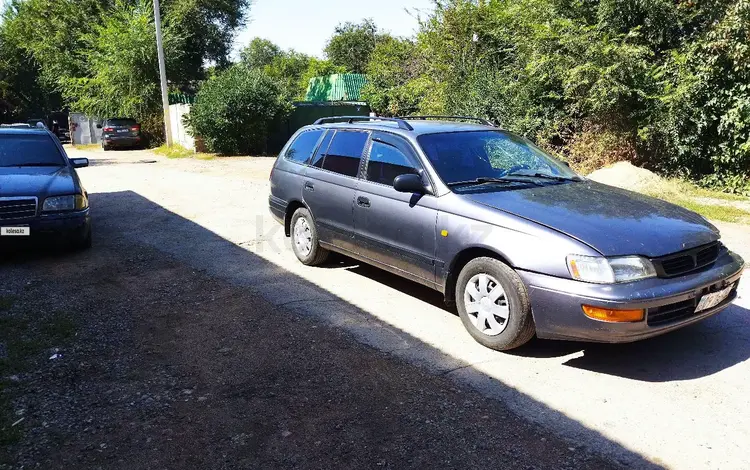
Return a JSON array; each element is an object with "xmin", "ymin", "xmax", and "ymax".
[{"xmin": 72, "ymin": 147, "xmax": 750, "ymax": 469}]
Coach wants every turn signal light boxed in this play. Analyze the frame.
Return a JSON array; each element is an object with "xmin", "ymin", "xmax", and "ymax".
[{"xmin": 582, "ymin": 305, "xmax": 644, "ymax": 323}]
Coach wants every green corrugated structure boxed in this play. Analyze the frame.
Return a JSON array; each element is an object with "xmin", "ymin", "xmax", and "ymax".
[{"xmin": 305, "ymin": 74, "xmax": 368, "ymax": 102}]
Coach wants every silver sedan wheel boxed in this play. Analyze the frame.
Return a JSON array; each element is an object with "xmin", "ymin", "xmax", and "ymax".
[
  {"xmin": 293, "ymin": 217, "xmax": 313, "ymax": 257},
  {"xmin": 463, "ymin": 273, "xmax": 510, "ymax": 336}
]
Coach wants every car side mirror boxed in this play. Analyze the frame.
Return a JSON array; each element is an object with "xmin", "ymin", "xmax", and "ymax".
[
  {"xmin": 393, "ymin": 173, "xmax": 427, "ymax": 194},
  {"xmin": 70, "ymin": 158, "xmax": 89, "ymax": 168},
  {"xmin": 562, "ymin": 161, "xmax": 571, "ymax": 168},
  {"xmin": 96, "ymin": 124, "xmax": 102, "ymax": 129}
]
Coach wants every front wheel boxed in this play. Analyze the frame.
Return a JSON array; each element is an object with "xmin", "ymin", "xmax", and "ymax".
[
  {"xmin": 455, "ymin": 257, "xmax": 535, "ymax": 351},
  {"xmin": 290, "ymin": 208, "xmax": 329, "ymax": 266},
  {"xmin": 70, "ymin": 226, "xmax": 92, "ymax": 251}
]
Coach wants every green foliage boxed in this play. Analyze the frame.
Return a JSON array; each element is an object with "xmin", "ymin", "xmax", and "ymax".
[
  {"xmin": 61, "ymin": 1, "xmax": 173, "ymax": 121},
  {"xmin": 240, "ymin": 37, "xmax": 345, "ymax": 101},
  {"xmin": 187, "ymin": 66, "xmax": 291, "ymax": 155},
  {"xmin": 240, "ymin": 38, "xmax": 282, "ymax": 68},
  {"xmin": 360, "ymin": 37, "xmax": 436, "ymax": 116},
  {"xmin": 325, "ymin": 18, "xmax": 382, "ymax": 74},
  {"xmin": 0, "ymin": 0, "xmax": 249, "ymax": 139},
  {"xmin": 0, "ymin": 18, "xmax": 61, "ymax": 121},
  {"xmin": 361, "ymin": 0, "xmax": 749, "ymax": 191}
]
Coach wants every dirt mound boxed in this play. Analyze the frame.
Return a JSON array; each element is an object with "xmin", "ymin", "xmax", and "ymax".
[{"xmin": 587, "ymin": 161, "xmax": 664, "ymax": 192}]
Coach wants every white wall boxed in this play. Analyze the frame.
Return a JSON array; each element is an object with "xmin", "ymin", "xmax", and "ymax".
[
  {"xmin": 70, "ymin": 113, "xmax": 103, "ymax": 145},
  {"xmin": 169, "ymin": 104, "xmax": 194, "ymax": 151}
]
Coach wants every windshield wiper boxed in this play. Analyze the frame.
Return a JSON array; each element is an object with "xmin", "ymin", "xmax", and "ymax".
[
  {"xmin": 447, "ymin": 177, "xmax": 544, "ymax": 188},
  {"xmin": 504, "ymin": 172, "xmax": 583, "ymax": 182}
]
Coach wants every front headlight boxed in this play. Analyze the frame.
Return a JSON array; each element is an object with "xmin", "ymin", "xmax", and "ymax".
[
  {"xmin": 42, "ymin": 194, "xmax": 88, "ymax": 212},
  {"xmin": 566, "ymin": 255, "xmax": 656, "ymax": 284}
]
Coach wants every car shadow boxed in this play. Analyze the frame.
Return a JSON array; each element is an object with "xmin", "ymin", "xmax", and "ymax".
[{"xmin": 342, "ymin": 252, "xmax": 750, "ymax": 383}]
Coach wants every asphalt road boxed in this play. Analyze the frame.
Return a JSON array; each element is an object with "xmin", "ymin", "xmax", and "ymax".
[{"xmin": 70, "ymin": 147, "xmax": 749, "ymax": 469}]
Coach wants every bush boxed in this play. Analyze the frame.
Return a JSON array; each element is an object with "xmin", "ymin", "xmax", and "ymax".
[{"xmin": 187, "ymin": 66, "xmax": 291, "ymax": 155}]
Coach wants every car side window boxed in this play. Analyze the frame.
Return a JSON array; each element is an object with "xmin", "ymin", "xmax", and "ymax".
[
  {"xmin": 366, "ymin": 140, "xmax": 420, "ymax": 186},
  {"xmin": 285, "ymin": 129, "xmax": 324, "ymax": 164},
  {"xmin": 320, "ymin": 131, "xmax": 369, "ymax": 177},
  {"xmin": 311, "ymin": 131, "xmax": 333, "ymax": 168}
]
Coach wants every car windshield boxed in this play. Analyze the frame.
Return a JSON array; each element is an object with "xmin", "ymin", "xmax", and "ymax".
[
  {"xmin": 417, "ymin": 130, "xmax": 578, "ymax": 186},
  {"xmin": 0, "ymin": 134, "xmax": 65, "ymax": 167}
]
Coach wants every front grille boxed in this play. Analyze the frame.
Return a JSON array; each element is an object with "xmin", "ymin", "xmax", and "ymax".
[
  {"xmin": 653, "ymin": 242, "xmax": 721, "ymax": 278},
  {"xmin": 696, "ymin": 243, "xmax": 720, "ymax": 266},
  {"xmin": 0, "ymin": 198, "xmax": 37, "ymax": 221},
  {"xmin": 647, "ymin": 282, "xmax": 738, "ymax": 326},
  {"xmin": 647, "ymin": 299, "xmax": 696, "ymax": 326}
]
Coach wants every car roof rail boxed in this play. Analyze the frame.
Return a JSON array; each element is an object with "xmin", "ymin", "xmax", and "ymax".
[
  {"xmin": 313, "ymin": 116, "xmax": 414, "ymax": 131},
  {"xmin": 403, "ymin": 115, "xmax": 496, "ymax": 127}
]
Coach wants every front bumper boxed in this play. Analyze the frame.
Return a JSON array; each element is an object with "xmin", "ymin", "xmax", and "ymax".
[
  {"xmin": 519, "ymin": 249, "xmax": 745, "ymax": 343},
  {"xmin": 0, "ymin": 209, "xmax": 91, "ymax": 240}
]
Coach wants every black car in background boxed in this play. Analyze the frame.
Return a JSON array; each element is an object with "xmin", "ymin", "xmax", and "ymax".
[
  {"xmin": 0, "ymin": 127, "xmax": 91, "ymax": 249},
  {"xmin": 99, "ymin": 118, "xmax": 143, "ymax": 150}
]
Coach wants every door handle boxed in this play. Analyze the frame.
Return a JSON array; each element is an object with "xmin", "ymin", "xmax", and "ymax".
[
  {"xmin": 357, "ymin": 196, "xmax": 371, "ymax": 208},
  {"xmin": 304, "ymin": 182, "xmax": 314, "ymax": 192}
]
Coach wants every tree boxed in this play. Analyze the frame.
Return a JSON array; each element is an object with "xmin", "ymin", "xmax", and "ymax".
[
  {"xmin": 240, "ymin": 38, "xmax": 283, "ymax": 68},
  {"xmin": 1, "ymin": 0, "xmax": 250, "ymax": 141},
  {"xmin": 361, "ymin": 36, "xmax": 433, "ymax": 116},
  {"xmin": 325, "ymin": 19, "xmax": 381, "ymax": 74},
  {"xmin": 0, "ymin": 19, "xmax": 61, "ymax": 122},
  {"xmin": 58, "ymin": 0, "xmax": 182, "ymax": 135},
  {"xmin": 239, "ymin": 37, "xmax": 346, "ymax": 101},
  {"xmin": 359, "ymin": 0, "xmax": 749, "ymax": 191}
]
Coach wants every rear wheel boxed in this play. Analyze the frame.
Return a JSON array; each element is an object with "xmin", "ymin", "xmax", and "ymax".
[
  {"xmin": 102, "ymin": 143, "xmax": 110, "ymax": 151},
  {"xmin": 455, "ymin": 257, "xmax": 535, "ymax": 351},
  {"xmin": 290, "ymin": 208, "xmax": 328, "ymax": 266}
]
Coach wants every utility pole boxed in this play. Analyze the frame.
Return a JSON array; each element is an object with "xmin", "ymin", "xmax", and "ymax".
[{"xmin": 153, "ymin": 0, "xmax": 173, "ymax": 146}]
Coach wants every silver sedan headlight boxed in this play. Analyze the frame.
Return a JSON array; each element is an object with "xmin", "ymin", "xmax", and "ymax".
[
  {"xmin": 42, "ymin": 194, "xmax": 88, "ymax": 212},
  {"xmin": 566, "ymin": 255, "xmax": 657, "ymax": 284}
]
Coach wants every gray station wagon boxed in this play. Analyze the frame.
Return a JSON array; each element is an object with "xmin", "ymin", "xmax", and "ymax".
[{"xmin": 269, "ymin": 116, "xmax": 745, "ymax": 351}]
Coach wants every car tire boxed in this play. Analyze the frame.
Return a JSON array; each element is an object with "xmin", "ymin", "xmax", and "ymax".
[
  {"xmin": 455, "ymin": 257, "xmax": 535, "ymax": 351},
  {"xmin": 290, "ymin": 207, "xmax": 329, "ymax": 266},
  {"xmin": 102, "ymin": 143, "xmax": 110, "ymax": 151},
  {"xmin": 71, "ymin": 226, "xmax": 92, "ymax": 251}
]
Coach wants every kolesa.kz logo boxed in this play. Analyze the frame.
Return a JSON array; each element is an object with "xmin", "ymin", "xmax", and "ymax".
[{"xmin": 1, "ymin": 227, "xmax": 30, "ymax": 236}]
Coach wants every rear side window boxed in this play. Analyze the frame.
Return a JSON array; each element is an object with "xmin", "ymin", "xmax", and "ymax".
[
  {"xmin": 285, "ymin": 130, "xmax": 324, "ymax": 164},
  {"xmin": 320, "ymin": 131, "xmax": 369, "ymax": 177},
  {"xmin": 367, "ymin": 141, "xmax": 420, "ymax": 186},
  {"xmin": 106, "ymin": 119, "xmax": 137, "ymax": 127},
  {"xmin": 0, "ymin": 134, "xmax": 64, "ymax": 167}
]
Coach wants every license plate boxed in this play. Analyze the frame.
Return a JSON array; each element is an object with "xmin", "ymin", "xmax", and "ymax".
[
  {"xmin": 695, "ymin": 284, "xmax": 734, "ymax": 312},
  {"xmin": 1, "ymin": 226, "xmax": 30, "ymax": 236},
  {"xmin": 117, "ymin": 129, "xmax": 128, "ymax": 133}
]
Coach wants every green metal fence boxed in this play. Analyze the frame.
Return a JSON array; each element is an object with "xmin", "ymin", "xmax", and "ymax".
[{"xmin": 305, "ymin": 74, "xmax": 368, "ymax": 102}]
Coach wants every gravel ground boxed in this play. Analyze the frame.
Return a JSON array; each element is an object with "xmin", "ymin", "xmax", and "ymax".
[{"xmin": 0, "ymin": 220, "xmax": 613, "ymax": 468}]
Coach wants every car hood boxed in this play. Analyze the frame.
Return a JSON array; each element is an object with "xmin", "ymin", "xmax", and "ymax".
[
  {"xmin": 462, "ymin": 181, "xmax": 719, "ymax": 257},
  {"xmin": 0, "ymin": 166, "xmax": 76, "ymax": 198}
]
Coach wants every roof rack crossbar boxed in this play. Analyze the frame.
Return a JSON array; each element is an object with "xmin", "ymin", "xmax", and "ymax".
[
  {"xmin": 403, "ymin": 115, "xmax": 495, "ymax": 127},
  {"xmin": 313, "ymin": 116, "xmax": 414, "ymax": 131}
]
